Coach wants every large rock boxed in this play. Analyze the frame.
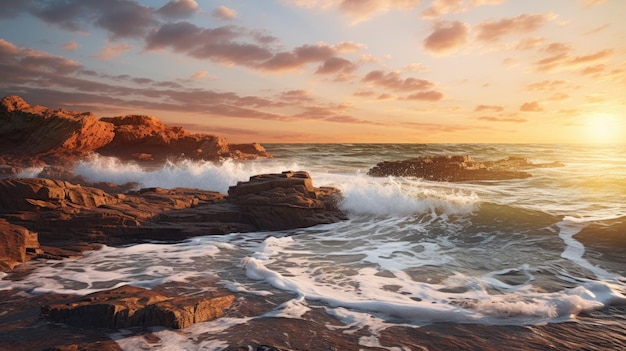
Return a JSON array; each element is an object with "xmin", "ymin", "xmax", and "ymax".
[
  {"xmin": 41, "ymin": 285, "xmax": 235, "ymax": 329},
  {"xmin": 228, "ymin": 171, "xmax": 346, "ymax": 231},
  {"xmin": 0, "ymin": 219, "xmax": 40, "ymax": 271},
  {"xmin": 0, "ymin": 95, "xmax": 272, "ymax": 167},
  {"xmin": 0, "ymin": 178, "xmax": 118, "ymax": 213},
  {"xmin": 97, "ymin": 114, "xmax": 271, "ymax": 162},
  {"xmin": 0, "ymin": 96, "xmax": 115, "ymax": 166},
  {"xmin": 367, "ymin": 155, "xmax": 563, "ymax": 181}
]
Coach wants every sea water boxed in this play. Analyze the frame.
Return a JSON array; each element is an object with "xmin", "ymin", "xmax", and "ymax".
[{"xmin": 3, "ymin": 144, "xmax": 626, "ymax": 349}]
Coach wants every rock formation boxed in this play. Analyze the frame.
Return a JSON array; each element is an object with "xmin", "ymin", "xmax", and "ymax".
[
  {"xmin": 0, "ymin": 172, "xmax": 345, "ymax": 271},
  {"xmin": 228, "ymin": 171, "xmax": 347, "ymax": 231},
  {"xmin": 98, "ymin": 114, "xmax": 271, "ymax": 162},
  {"xmin": 0, "ymin": 219, "xmax": 40, "ymax": 271},
  {"xmin": 0, "ymin": 95, "xmax": 271, "ymax": 167},
  {"xmin": 0, "ymin": 95, "xmax": 115, "ymax": 167},
  {"xmin": 41, "ymin": 285, "xmax": 235, "ymax": 329},
  {"xmin": 367, "ymin": 155, "xmax": 564, "ymax": 181}
]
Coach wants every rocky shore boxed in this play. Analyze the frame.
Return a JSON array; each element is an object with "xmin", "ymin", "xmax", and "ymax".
[{"xmin": 0, "ymin": 95, "xmax": 349, "ymax": 349}]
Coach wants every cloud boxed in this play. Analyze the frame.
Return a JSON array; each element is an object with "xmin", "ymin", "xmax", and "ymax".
[
  {"xmin": 423, "ymin": 21, "xmax": 469, "ymax": 55},
  {"xmin": 421, "ymin": 0, "xmax": 507, "ymax": 20},
  {"xmin": 157, "ymin": 0, "xmax": 201, "ymax": 19},
  {"xmin": 362, "ymin": 70, "xmax": 435, "ymax": 92},
  {"xmin": 474, "ymin": 104, "xmax": 504, "ymax": 112},
  {"xmin": 30, "ymin": 0, "xmax": 155, "ymax": 39},
  {"xmin": 0, "ymin": 0, "xmax": 31, "ymax": 19},
  {"xmin": 421, "ymin": 0, "xmax": 464, "ymax": 19},
  {"xmin": 580, "ymin": 0, "xmax": 607, "ymax": 6},
  {"xmin": 257, "ymin": 42, "xmax": 337, "ymax": 71},
  {"xmin": 190, "ymin": 71, "xmax": 217, "ymax": 80},
  {"xmin": 520, "ymin": 101, "xmax": 543, "ymax": 112},
  {"xmin": 213, "ymin": 5, "xmax": 237, "ymax": 20},
  {"xmin": 478, "ymin": 116, "xmax": 527, "ymax": 123},
  {"xmin": 534, "ymin": 48, "xmax": 614, "ymax": 72},
  {"xmin": 315, "ymin": 57, "xmax": 357, "ymax": 75},
  {"xmin": 146, "ymin": 22, "xmax": 274, "ymax": 67},
  {"xmin": 285, "ymin": 0, "xmax": 420, "ymax": 24},
  {"xmin": 476, "ymin": 13, "xmax": 555, "ymax": 42},
  {"xmin": 405, "ymin": 91, "xmax": 444, "ymax": 101},
  {"xmin": 91, "ymin": 41, "xmax": 132, "ymax": 60},
  {"xmin": 62, "ymin": 40, "xmax": 79, "ymax": 51},
  {"xmin": 526, "ymin": 80, "xmax": 574, "ymax": 91}
]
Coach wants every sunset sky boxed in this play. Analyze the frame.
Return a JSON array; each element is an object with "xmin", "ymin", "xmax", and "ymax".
[{"xmin": 1, "ymin": 0, "xmax": 624, "ymax": 143}]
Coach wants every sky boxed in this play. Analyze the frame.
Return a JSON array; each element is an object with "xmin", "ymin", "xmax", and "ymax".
[{"xmin": 0, "ymin": 0, "xmax": 625, "ymax": 144}]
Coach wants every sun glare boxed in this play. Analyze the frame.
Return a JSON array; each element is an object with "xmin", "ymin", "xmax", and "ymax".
[{"xmin": 584, "ymin": 113, "xmax": 623, "ymax": 144}]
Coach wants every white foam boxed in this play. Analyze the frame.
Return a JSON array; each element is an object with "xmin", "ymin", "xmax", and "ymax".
[
  {"xmin": 74, "ymin": 154, "xmax": 299, "ymax": 193},
  {"xmin": 558, "ymin": 217, "xmax": 622, "ymax": 280}
]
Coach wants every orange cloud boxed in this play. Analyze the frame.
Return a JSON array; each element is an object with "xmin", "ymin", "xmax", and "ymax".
[
  {"xmin": 423, "ymin": 21, "xmax": 469, "ymax": 55},
  {"xmin": 474, "ymin": 104, "xmax": 504, "ymax": 112},
  {"xmin": 212, "ymin": 5, "xmax": 236, "ymax": 20},
  {"xmin": 92, "ymin": 41, "xmax": 132, "ymax": 60},
  {"xmin": 535, "ymin": 48, "xmax": 614, "ymax": 72},
  {"xmin": 157, "ymin": 0, "xmax": 201, "ymax": 19},
  {"xmin": 478, "ymin": 116, "xmax": 527, "ymax": 123},
  {"xmin": 286, "ymin": 0, "xmax": 420, "ymax": 24},
  {"xmin": 62, "ymin": 40, "xmax": 79, "ymax": 51},
  {"xmin": 362, "ymin": 70, "xmax": 435, "ymax": 92},
  {"xmin": 520, "ymin": 101, "xmax": 543, "ymax": 112},
  {"xmin": 476, "ymin": 13, "xmax": 555, "ymax": 42}
]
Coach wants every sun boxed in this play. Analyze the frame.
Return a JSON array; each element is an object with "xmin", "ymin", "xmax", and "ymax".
[{"xmin": 584, "ymin": 113, "xmax": 623, "ymax": 144}]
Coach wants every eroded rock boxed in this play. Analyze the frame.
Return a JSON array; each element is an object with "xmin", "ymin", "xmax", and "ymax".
[
  {"xmin": 228, "ymin": 171, "xmax": 346, "ymax": 231},
  {"xmin": 41, "ymin": 285, "xmax": 235, "ymax": 329}
]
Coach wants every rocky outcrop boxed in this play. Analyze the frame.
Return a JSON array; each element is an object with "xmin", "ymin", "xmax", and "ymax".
[
  {"xmin": 0, "ymin": 95, "xmax": 272, "ymax": 167},
  {"xmin": 367, "ymin": 155, "xmax": 564, "ymax": 181},
  {"xmin": 228, "ymin": 171, "xmax": 346, "ymax": 231},
  {"xmin": 98, "ymin": 115, "xmax": 271, "ymax": 162},
  {"xmin": 0, "ymin": 96, "xmax": 115, "ymax": 166},
  {"xmin": 0, "ymin": 172, "xmax": 346, "ymax": 271},
  {"xmin": 41, "ymin": 285, "xmax": 235, "ymax": 329},
  {"xmin": 0, "ymin": 219, "xmax": 40, "ymax": 271}
]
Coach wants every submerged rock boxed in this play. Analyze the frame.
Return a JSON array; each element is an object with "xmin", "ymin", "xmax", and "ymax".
[
  {"xmin": 41, "ymin": 285, "xmax": 235, "ymax": 329},
  {"xmin": 367, "ymin": 155, "xmax": 563, "ymax": 181}
]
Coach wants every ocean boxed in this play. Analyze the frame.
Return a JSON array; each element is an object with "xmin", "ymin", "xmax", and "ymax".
[{"xmin": 2, "ymin": 143, "xmax": 625, "ymax": 350}]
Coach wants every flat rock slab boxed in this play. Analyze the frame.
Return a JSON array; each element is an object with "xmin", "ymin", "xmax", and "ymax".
[
  {"xmin": 41, "ymin": 285, "xmax": 235, "ymax": 330},
  {"xmin": 367, "ymin": 155, "xmax": 564, "ymax": 181}
]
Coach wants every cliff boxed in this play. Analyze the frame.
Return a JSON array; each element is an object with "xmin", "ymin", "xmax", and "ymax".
[{"xmin": 0, "ymin": 95, "xmax": 271, "ymax": 167}]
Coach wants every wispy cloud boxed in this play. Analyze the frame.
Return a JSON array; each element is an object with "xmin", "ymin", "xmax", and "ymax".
[
  {"xmin": 91, "ymin": 41, "xmax": 132, "ymax": 60},
  {"xmin": 212, "ymin": 5, "xmax": 236, "ymax": 20},
  {"xmin": 476, "ymin": 13, "xmax": 556, "ymax": 42}
]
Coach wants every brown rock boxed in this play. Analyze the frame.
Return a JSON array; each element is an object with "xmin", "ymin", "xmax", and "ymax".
[
  {"xmin": 0, "ymin": 178, "xmax": 118, "ymax": 212},
  {"xmin": 41, "ymin": 285, "xmax": 235, "ymax": 329},
  {"xmin": 0, "ymin": 96, "xmax": 115, "ymax": 165},
  {"xmin": 0, "ymin": 95, "xmax": 271, "ymax": 167},
  {"xmin": 97, "ymin": 114, "xmax": 271, "ymax": 162},
  {"xmin": 367, "ymin": 155, "xmax": 563, "ymax": 181},
  {"xmin": 228, "ymin": 171, "xmax": 346, "ymax": 231},
  {"xmin": 0, "ymin": 219, "xmax": 40, "ymax": 271}
]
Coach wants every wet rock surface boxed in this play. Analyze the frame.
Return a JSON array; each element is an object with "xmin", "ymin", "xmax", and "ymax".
[
  {"xmin": 0, "ymin": 171, "xmax": 345, "ymax": 271},
  {"xmin": 367, "ymin": 154, "xmax": 564, "ymax": 181},
  {"xmin": 41, "ymin": 285, "xmax": 235, "ymax": 330}
]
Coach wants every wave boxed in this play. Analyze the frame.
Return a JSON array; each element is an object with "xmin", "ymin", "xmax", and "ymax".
[{"xmin": 74, "ymin": 154, "xmax": 299, "ymax": 193}]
